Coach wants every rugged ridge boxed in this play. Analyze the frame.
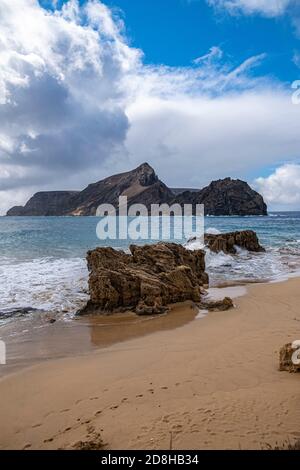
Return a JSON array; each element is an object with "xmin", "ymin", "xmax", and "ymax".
[{"xmin": 7, "ymin": 163, "xmax": 268, "ymax": 217}]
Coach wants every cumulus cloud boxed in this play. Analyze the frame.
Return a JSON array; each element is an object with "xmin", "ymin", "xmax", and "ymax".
[
  {"xmin": 255, "ymin": 164, "xmax": 300, "ymax": 209},
  {"xmin": 0, "ymin": 0, "xmax": 300, "ymax": 214},
  {"xmin": 126, "ymin": 90, "xmax": 300, "ymax": 192},
  {"xmin": 207, "ymin": 0, "xmax": 292, "ymax": 17},
  {"xmin": 0, "ymin": 0, "xmax": 140, "ymax": 213}
]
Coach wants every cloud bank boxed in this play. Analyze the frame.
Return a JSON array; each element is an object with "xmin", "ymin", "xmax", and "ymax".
[
  {"xmin": 255, "ymin": 164, "xmax": 300, "ymax": 208},
  {"xmin": 0, "ymin": 0, "xmax": 300, "ymax": 214}
]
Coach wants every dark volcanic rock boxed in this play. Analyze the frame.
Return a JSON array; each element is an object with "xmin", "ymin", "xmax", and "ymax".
[
  {"xmin": 7, "ymin": 163, "xmax": 173, "ymax": 216},
  {"xmin": 174, "ymin": 178, "xmax": 267, "ymax": 216},
  {"xmin": 80, "ymin": 242, "xmax": 209, "ymax": 315},
  {"xmin": 204, "ymin": 230, "xmax": 265, "ymax": 254},
  {"xmin": 6, "ymin": 191, "xmax": 79, "ymax": 216},
  {"xmin": 67, "ymin": 162, "xmax": 173, "ymax": 216},
  {"xmin": 7, "ymin": 163, "xmax": 268, "ymax": 217}
]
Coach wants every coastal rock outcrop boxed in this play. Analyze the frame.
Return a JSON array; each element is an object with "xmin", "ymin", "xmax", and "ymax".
[
  {"xmin": 80, "ymin": 243, "xmax": 209, "ymax": 315},
  {"xmin": 204, "ymin": 230, "xmax": 265, "ymax": 254},
  {"xmin": 199, "ymin": 297, "xmax": 234, "ymax": 312},
  {"xmin": 279, "ymin": 341, "xmax": 300, "ymax": 373}
]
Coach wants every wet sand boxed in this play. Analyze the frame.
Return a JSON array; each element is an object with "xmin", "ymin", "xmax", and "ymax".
[
  {"xmin": 0, "ymin": 302, "xmax": 199, "ymax": 377},
  {"xmin": 0, "ymin": 279, "xmax": 299, "ymax": 450}
]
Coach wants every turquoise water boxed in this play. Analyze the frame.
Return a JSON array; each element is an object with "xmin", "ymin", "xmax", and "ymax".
[
  {"xmin": 1, "ymin": 213, "xmax": 300, "ymax": 259},
  {"xmin": 0, "ymin": 213, "xmax": 300, "ymax": 321}
]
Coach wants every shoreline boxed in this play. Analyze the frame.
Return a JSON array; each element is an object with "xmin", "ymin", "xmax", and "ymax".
[
  {"xmin": 0, "ymin": 270, "xmax": 297, "ymax": 379},
  {"xmin": 0, "ymin": 277, "xmax": 299, "ymax": 450},
  {"xmin": 0, "ymin": 284, "xmax": 246, "ymax": 379}
]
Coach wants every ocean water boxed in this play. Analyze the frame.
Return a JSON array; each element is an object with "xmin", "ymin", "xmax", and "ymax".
[{"xmin": 1, "ymin": 213, "xmax": 300, "ymax": 326}]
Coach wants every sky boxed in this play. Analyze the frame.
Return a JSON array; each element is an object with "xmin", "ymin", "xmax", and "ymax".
[{"xmin": 0, "ymin": 0, "xmax": 300, "ymax": 213}]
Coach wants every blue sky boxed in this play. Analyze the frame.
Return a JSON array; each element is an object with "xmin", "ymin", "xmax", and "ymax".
[
  {"xmin": 109, "ymin": 0, "xmax": 296, "ymax": 82},
  {"xmin": 1, "ymin": 0, "xmax": 300, "ymax": 212},
  {"xmin": 41, "ymin": 0, "xmax": 298, "ymax": 83}
]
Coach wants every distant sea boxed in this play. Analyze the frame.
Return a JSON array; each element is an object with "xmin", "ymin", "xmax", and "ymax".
[{"xmin": 1, "ymin": 213, "xmax": 300, "ymax": 326}]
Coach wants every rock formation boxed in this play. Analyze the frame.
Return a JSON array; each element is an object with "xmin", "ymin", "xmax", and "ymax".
[
  {"xmin": 199, "ymin": 297, "xmax": 234, "ymax": 312},
  {"xmin": 7, "ymin": 163, "xmax": 268, "ymax": 217},
  {"xmin": 279, "ymin": 341, "xmax": 300, "ymax": 373},
  {"xmin": 80, "ymin": 242, "xmax": 209, "ymax": 315},
  {"xmin": 7, "ymin": 163, "xmax": 173, "ymax": 217},
  {"xmin": 173, "ymin": 178, "xmax": 267, "ymax": 216},
  {"xmin": 6, "ymin": 191, "xmax": 79, "ymax": 216},
  {"xmin": 204, "ymin": 230, "xmax": 266, "ymax": 254}
]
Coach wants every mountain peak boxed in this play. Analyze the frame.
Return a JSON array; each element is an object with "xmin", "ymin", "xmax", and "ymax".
[
  {"xmin": 133, "ymin": 162, "xmax": 158, "ymax": 187},
  {"xmin": 6, "ymin": 165, "xmax": 267, "ymax": 217}
]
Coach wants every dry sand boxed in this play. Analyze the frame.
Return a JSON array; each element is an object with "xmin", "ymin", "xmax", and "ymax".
[{"xmin": 0, "ymin": 278, "xmax": 299, "ymax": 450}]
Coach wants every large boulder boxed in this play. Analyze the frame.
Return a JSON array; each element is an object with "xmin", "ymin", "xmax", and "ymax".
[
  {"xmin": 80, "ymin": 243, "xmax": 209, "ymax": 315},
  {"xmin": 204, "ymin": 230, "xmax": 265, "ymax": 254}
]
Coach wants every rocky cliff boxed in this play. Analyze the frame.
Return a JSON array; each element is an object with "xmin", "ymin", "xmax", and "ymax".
[
  {"xmin": 7, "ymin": 163, "xmax": 268, "ymax": 216},
  {"xmin": 173, "ymin": 178, "xmax": 267, "ymax": 216},
  {"xmin": 6, "ymin": 191, "xmax": 79, "ymax": 216}
]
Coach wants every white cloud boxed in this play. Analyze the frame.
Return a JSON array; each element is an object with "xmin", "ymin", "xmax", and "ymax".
[
  {"xmin": 207, "ymin": 0, "xmax": 291, "ymax": 17},
  {"xmin": 126, "ymin": 90, "xmax": 300, "ymax": 192},
  {"xmin": 255, "ymin": 164, "xmax": 300, "ymax": 209},
  {"xmin": 193, "ymin": 46, "xmax": 223, "ymax": 65},
  {"xmin": 0, "ymin": 0, "xmax": 141, "ymax": 213},
  {"xmin": 0, "ymin": 0, "xmax": 300, "ymax": 214},
  {"xmin": 206, "ymin": 0, "xmax": 300, "ymax": 38}
]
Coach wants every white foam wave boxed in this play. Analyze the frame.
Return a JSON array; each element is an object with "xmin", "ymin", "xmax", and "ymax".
[
  {"xmin": 185, "ymin": 237, "xmax": 204, "ymax": 250},
  {"xmin": 205, "ymin": 249, "xmax": 234, "ymax": 269},
  {"xmin": 0, "ymin": 257, "xmax": 89, "ymax": 323},
  {"xmin": 206, "ymin": 227, "xmax": 221, "ymax": 235}
]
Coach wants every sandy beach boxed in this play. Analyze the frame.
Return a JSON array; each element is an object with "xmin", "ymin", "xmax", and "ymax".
[{"xmin": 0, "ymin": 278, "xmax": 299, "ymax": 450}]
